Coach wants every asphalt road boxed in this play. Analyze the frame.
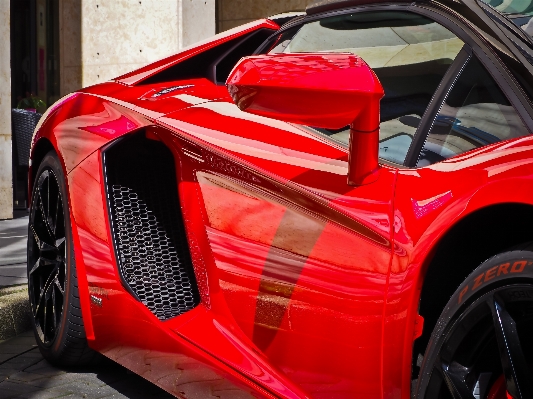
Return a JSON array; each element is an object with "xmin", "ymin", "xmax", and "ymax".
[{"xmin": 0, "ymin": 215, "xmax": 28, "ymax": 288}]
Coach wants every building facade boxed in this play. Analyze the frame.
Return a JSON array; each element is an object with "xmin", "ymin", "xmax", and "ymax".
[{"xmin": 0, "ymin": 0, "xmax": 314, "ymax": 219}]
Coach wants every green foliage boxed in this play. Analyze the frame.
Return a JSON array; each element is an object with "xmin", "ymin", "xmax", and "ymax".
[{"xmin": 17, "ymin": 95, "xmax": 46, "ymax": 112}]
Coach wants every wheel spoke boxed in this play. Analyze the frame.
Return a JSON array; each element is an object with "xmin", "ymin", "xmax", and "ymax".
[
  {"xmin": 36, "ymin": 170, "xmax": 49, "ymax": 195},
  {"xmin": 42, "ymin": 295, "xmax": 47, "ymax": 340},
  {"xmin": 35, "ymin": 173, "xmax": 56, "ymax": 240},
  {"xmin": 29, "ymin": 257, "xmax": 41, "ymax": 276},
  {"xmin": 30, "ymin": 224, "xmax": 41, "ymax": 248},
  {"xmin": 490, "ymin": 295, "xmax": 533, "ymax": 399},
  {"xmin": 38, "ymin": 190, "xmax": 54, "ymax": 239},
  {"xmin": 53, "ymin": 190, "xmax": 60, "ymax": 235},
  {"xmin": 42, "ymin": 273, "xmax": 56, "ymax": 342},
  {"xmin": 440, "ymin": 361, "xmax": 476, "ymax": 399},
  {"xmin": 40, "ymin": 241, "xmax": 58, "ymax": 260},
  {"xmin": 34, "ymin": 279, "xmax": 44, "ymax": 317},
  {"xmin": 55, "ymin": 237, "xmax": 65, "ymax": 249},
  {"xmin": 34, "ymin": 267, "xmax": 57, "ymax": 318},
  {"xmin": 33, "ymin": 293, "xmax": 42, "ymax": 318},
  {"xmin": 54, "ymin": 275, "xmax": 64, "ymax": 295},
  {"xmin": 52, "ymin": 287, "xmax": 57, "ymax": 330},
  {"xmin": 31, "ymin": 207, "xmax": 54, "ymax": 249}
]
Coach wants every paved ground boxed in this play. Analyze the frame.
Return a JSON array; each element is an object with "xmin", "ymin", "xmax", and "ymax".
[
  {"xmin": 0, "ymin": 331, "xmax": 174, "ymax": 399},
  {"xmin": 0, "ymin": 212, "xmax": 28, "ymax": 288},
  {"xmin": 0, "ymin": 214, "xmax": 174, "ymax": 399}
]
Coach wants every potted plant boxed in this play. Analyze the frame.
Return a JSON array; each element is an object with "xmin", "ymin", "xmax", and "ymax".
[{"xmin": 17, "ymin": 92, "xmax": 46, "ymax": 114}]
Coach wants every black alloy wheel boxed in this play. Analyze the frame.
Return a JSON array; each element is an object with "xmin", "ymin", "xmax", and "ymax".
[
  {"xmin": 28, "ymin": 167, "xmax": 67, "ymax": 345},
  {"xmin": 416, "ymin": 251, "xmax": 533, "ymax": 399},
  {"xmin": 27, "ymin": 151, "xmax": 98, "ymax": 366}
]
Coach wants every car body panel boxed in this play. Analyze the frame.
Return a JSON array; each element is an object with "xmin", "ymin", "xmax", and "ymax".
[
  {"xmin": 28, "ymin": 2, "xmax": 533, "ymax": 398},
  {"xmin": 383, "ymin": 137, "xmax": 533, "ymax": 397},
  {"xmin": 158, "ymin": 102, "xmax": 396, "ymax": 396}
]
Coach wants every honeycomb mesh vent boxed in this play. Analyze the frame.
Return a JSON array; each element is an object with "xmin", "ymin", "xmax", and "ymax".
[{"xmin": 104, "ymin": 132, "xmax": 200, "ymax": 320}]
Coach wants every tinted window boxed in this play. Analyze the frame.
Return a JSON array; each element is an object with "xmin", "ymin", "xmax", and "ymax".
[
  {"xmin": 482, "ymin": 0, "xmax": 533, "ymax": 15},
  {"xmin": 417, "ymin": 56, "xmax": 529, "ymax": 166},
  {"xmin": 273, "ymin": 11, "xmax": 464, "ymax": 164}
]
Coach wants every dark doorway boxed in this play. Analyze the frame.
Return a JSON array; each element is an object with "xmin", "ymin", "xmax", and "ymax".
[
  {"xmin": 10, "ymin": 0, "xmax": 60, "ymax": 210},
  {"xmin": 11, "ymin": 0, "xmax": 35, "ymax": 108}
]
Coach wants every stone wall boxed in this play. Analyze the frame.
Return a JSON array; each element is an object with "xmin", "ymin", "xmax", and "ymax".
[
  {"xmin": 217, "ymin": 0, "xmax": 315, "ymax": 32},
  {"xmin": 0, "ymin": 0, "xmax": 311, "ymax": 217},
  {"xmin": 0, "ymin": 1, "xmax": 12, "ymax": 220},
  {"xmin": 181, "ymin": 0, "xmax": 216, "ymax": 48},
  {"xmin": 60, "ymin": 0, "xmax": 216, "ymax": 95},
  {"xmin": 59, "ymin": 1, "xmax": 82, "ymax": 96}
]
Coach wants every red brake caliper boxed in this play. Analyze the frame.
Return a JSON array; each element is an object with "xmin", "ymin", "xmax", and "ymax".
[{"xmin": 486, "ymin": 374, "xmax": 509, "ymax": 399}]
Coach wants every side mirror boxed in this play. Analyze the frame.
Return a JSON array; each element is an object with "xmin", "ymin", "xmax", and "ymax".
[{"xmin": 226, "ymin": 53, "xmax": 384, "ymax": 185}]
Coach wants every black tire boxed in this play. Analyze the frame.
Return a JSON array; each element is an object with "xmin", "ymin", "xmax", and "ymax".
[
  {"xmin": 27, "ymin": 151, "xmax": 99, "ymax": 366},
  {"xmin": 415, "ymin": 248, "xmax": 533, "ymax": 399}
]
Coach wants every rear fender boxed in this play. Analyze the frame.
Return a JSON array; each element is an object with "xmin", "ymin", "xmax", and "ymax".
[{"xmin": 384, "ymin": 140, "xmax": 533, "ymax": 398}]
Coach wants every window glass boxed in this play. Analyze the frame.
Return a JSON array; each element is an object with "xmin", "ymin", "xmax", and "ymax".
[
  {"xmin": 481, "ymin": 0, "xmax": 533, "ymax": 16},
  {"xmin": 268, "ymin": 27, "xmax": 301, "ymax": 54},
  {"xmin": 417, "ymin": 56, "xmax": 530, "ymax": 166},
  {"xmin": 272, "ymin": 11, "xmax": 464, "ymax": 164}
]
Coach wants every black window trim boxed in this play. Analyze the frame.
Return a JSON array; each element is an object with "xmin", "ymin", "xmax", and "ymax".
[
  {"xmin": 403, "ymin": 45, "xmax": 472, "ymax": 166},
  {"xmin": 254, "ymin": 3, "xmax": 418, "ymax": 55},
  {"xmin": 476, "ymin": 1, "xmax": 533, "ymax": 49}
]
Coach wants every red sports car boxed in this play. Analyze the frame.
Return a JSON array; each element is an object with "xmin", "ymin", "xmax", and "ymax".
[{"xmin": 27, "ymin": 0, "xmax": 533, "ymax": 397}]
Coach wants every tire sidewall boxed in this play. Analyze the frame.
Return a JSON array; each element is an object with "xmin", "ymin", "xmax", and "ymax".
[
  {"xmin": 29, "ymin": 152, "xmax": 76, "ymax": 361},
  {"xmin": 415, "ymin": 251, "xmax": 533, "ymax": 398}
]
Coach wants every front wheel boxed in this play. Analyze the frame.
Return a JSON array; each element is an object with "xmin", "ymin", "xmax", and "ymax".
[
  {"xmin": 27, "ymin": 151, "xmax": 98, "ymax": 366},
  {"xmin": 416, "ymin": 250, "xmax": 533, "ymax": 399}
]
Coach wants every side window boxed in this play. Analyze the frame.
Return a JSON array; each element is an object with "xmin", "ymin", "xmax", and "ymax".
[
  {"xmin": 272, "ymin": 11, "xmax": 464, "ymax": 164},
  {"xmin": 417, "ymin": 56, "xmax": 530, "ymax": 166}
]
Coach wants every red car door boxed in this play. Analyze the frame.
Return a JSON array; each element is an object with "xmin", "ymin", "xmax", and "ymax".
[
  {"xmin": 161, "ymin": 100, "xmax": 396, "ymax": 397},
  {"xmin": 161, "ymin": 8, "xmax": 468, "ymax": 399}
]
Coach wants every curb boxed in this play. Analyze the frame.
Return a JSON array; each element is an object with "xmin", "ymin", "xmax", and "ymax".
[{"xmin": 0, "ymin": 285, "xmax": 32, "ymax": 340}]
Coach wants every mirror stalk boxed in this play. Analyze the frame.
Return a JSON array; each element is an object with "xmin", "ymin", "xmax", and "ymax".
[{"xmin": 348, "ymin": 99, "xmax": 380, "ymax": 186}]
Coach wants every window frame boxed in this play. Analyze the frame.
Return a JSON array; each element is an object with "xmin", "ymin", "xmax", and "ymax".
[
  {"xmin": 255, "ymin": 2, "xmax": 533, "ymax": 168},
  {"xmin": 404, "ymin": 3, "xmax": 533, "ymax": 167},
  {"xmin": 403, "ymin": 45, "xmax": 473, "ymax": 167}
]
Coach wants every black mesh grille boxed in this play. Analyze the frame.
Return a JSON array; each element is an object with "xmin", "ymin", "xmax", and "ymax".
[{"xmin": 103, "ymin": 132, "xmax": 200, "ymax": 320}]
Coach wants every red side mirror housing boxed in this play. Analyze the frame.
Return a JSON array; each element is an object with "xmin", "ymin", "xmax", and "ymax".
[{"xmin": 226, "ymin": 53, "xmax": 384, "ymax": 185}]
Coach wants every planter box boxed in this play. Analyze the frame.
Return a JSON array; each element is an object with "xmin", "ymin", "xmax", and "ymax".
[{"xmin": 11, "ymin": 109, "xmax": 42, "ymax": 167}]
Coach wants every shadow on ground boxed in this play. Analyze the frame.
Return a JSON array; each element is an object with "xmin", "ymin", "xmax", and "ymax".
[{"xmin": 0, "ymin": 331, "xmax": 174, "ymax": 399}]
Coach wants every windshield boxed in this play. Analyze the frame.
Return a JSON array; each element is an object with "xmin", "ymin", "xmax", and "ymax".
[
  {"xmin": 482, "ymin": 0, "xmax": 533, "ymax": 15},
  {"xmin": 481, "ymin": 0, "xmax": 533, "ymax": 40}
]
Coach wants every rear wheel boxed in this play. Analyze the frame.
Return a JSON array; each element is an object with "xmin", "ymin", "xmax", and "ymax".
[
  {"xmin": 28, "ymin": 151, "xmax": 98, "ymax": 366},
  {"xmin": 416, "ymin": 250, "xmax": 533, "ymax": 399}
]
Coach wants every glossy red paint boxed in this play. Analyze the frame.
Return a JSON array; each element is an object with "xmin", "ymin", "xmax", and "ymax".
[
  {"xmin": 347, "ymin": 126, "xmax": 380, "ymax": 185},
  {"xmin": 154, "ymin": 101, "xmax": 396, "ymax": 397},
  {"xmin": 227, "ymin": 53, "xmax": 383, "ymax": 129},
  {"xmin": 382, "ymin": 137, "xmax": 533, "ymax": 398},
  {"xmin": 28, "ymin": 11, "xmax": 533, "ymax": 399},
  {"xmin": 227, "ymin": 53, "xmax": 384, "ymax": 186}
]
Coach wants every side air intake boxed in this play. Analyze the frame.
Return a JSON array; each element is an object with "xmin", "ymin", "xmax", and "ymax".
[{"xmin": 103, "ymin": 132, "xmax": 200, "ymax": 320}]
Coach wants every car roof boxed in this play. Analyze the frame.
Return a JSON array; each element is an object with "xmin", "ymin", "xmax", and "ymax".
[{"xmin": 306, "ymin": 0, "xmax": 419, "ymax": 14}]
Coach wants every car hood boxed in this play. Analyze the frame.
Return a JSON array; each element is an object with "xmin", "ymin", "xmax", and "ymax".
[{"xmin": 80, "ymin": 77, "xmax": 232, "ymax": 121}]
